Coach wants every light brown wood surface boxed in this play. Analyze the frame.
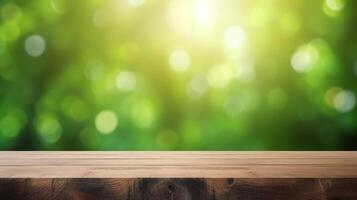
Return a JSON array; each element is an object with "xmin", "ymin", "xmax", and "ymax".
[{"xmin": 0, "ymin": 151, "xmax": 356, "ymax": 178}]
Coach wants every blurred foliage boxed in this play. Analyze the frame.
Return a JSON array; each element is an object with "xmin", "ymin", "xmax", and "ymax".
[{"xmin": 0, "ymin": 0, "xmax": 357, "ymax": 150}]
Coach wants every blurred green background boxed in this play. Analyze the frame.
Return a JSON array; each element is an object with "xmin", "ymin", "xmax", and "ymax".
[{"xmin": 0, "ymin": 0, "xmax": 356, "ymax": 150}]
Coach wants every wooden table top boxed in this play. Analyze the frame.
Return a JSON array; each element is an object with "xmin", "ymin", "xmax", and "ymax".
[{"xmin": 0, "ymin": 151, "xmax": 356, "ymax": 178}]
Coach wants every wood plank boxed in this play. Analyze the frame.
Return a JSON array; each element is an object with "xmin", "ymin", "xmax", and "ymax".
[
  {"xmin": 1, "ymin": 178, "xmax": 357, "ymax": 200},
  {"xmin": 0, "ymin": 152, "xmax": 356, "ymax": 178}
]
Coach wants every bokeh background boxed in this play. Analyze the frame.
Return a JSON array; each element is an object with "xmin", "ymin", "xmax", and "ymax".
[{"xmin": 0, "ymin": 0, "xmax": 356, "ymax": 150}]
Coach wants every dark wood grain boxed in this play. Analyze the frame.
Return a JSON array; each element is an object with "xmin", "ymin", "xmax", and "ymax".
[{"xmin": 1, "ymin": 178, "xmax": 357, "ymax": 200}]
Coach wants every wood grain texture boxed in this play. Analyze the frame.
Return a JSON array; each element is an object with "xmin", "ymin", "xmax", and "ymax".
[
  {"xmin": 0, "ymin": 152, "xmax": 356, "ymax": 178},
  {"xmin": 1, "ymin": 178, "xmax": 357, "ymax": 200}
]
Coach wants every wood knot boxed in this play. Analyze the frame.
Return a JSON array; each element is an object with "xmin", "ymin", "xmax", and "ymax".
[
  {"xmin": 226, "ymin": 178, "xmax": 235, "ymax": 186},
  {"xmin": 167, "ymin": 183, "xmax": 176, "ymax": 192}
]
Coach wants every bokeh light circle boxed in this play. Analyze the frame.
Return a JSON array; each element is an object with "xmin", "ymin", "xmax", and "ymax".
[
  {"xmin": 95, "ymin": 110, "xmax": 118, "ymax": 134},
  {"xmin": 24, "ymin": 34, "xmax": 46, "ymax": 57},
  {"xmin": 116, "ymin": 71, "xmax": 136, "ymax": 91},
  {"xmin": 169, "ymin": 49, "xmax": 191, "ymax": 72},
  {"xmin": 224, "ymin": 26, "xmax": 246, "ymax": 49}
]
